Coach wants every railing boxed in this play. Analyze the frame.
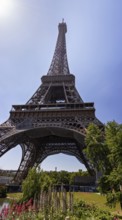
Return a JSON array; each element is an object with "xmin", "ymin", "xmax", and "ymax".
[{"xmin": 11, "ymin": 102, "xmax": 94, "ymax": 112}]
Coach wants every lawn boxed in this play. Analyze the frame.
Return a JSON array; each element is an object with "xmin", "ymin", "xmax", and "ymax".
[
  {"xmin": 74, "ymin": 192, "xmax": 122, "ymax": 216},
  {"xmin": 7, "ymin": 192, "xmax": 23, "ymax": 201},
  {"xmin": 7, "ymin": 192, "xmax": 122, "ymax": 217}
]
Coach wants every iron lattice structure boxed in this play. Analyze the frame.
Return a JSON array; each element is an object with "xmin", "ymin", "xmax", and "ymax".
[{"xmin": 0, "ymin": 22, "xmax": 103, "ymax": 183}]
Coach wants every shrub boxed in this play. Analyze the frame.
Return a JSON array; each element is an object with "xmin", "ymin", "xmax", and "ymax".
[{"xmin": 0, "ymin": 185, "xmax": 7, "ymax": 198}]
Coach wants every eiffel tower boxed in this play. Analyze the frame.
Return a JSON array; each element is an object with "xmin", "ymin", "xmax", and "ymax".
[{"xmin": 0, "ymin": 21, "xmax": 103, "ymax": 183}]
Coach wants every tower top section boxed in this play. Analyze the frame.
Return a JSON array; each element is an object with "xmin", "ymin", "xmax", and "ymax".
[
  {"xmin": 58, "ymin": 20, "xmax": 67, "ymax": 33},
  {"xmin": 47, "ymin": 21, "xmax": 70, "ymax": 76}
]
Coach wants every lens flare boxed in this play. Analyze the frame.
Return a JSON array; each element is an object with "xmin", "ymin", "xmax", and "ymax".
[{"xmin": 0, "ymin": 0, "xmax": 14, "ymax": 19}]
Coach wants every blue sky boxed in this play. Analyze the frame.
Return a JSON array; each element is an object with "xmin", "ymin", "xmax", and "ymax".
[{"xmin": 0, "ymin": 0, "xmax": 122, "ymax": 171}]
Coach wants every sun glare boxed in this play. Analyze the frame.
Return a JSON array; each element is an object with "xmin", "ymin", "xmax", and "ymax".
[{"xmin": 0, "ymin": 0, "xmax": 14, "ymax": 19}]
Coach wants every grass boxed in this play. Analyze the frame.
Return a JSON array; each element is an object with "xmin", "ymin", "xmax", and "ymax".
[
  {"xmin": 6, "ymin": 192, "xmax": 122, "ymax": 217},
  {"xmin": 7, "ymin": 192, "xmax": 23, "ymax": 201},
  {"xmin": 74, "ymin": 192, "xmax": 122, "ymax": 216},
  {"xmin": 7, "ymin": 192, "xmax": 121, "ymax": 210}
]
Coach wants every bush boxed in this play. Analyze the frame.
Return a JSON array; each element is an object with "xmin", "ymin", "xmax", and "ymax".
[
  {"xmin": 73, "ymin": 199, "xmax": 112, "ymax": 220},
  {"xmin": 0, "ymin": 185, "xmax": 7, "ymax": 198}
]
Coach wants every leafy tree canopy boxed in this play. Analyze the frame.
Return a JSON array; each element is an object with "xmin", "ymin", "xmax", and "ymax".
[{"xmin": 85, "ymin": 121, "xmax": 122, "ymax": 208}]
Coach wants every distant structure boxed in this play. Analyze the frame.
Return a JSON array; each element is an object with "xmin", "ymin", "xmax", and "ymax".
[
  {"xmin": 0, "ymin": 170, "xmax": 16, "ymax": 185},
  {"xmin": 0, "ymin": 21, "xmax": 103, "ymax": 183}
]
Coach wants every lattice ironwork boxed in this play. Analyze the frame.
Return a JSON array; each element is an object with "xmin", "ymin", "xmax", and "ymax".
[
  {"xmin": 47, "ymin": 21, "xmax": 70, "ymax": 76},
  {"xmin": 0, "ymin": 21, "xmax": 103, "ymax": 184}
]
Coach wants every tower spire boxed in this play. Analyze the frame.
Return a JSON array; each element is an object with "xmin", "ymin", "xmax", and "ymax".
[{"xmin": 47, "ymin": 21, "xmax": 70, "ymax": 76}]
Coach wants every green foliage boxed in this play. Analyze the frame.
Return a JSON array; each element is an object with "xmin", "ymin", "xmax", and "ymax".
[
  {"xmin": 118, "ymin": 191, "xmax": 122, "ymax": 209},
  {"xmin": 1, "ymin": 197, "xmax": 113, "ymax": 220},
  {"xmin": 106, "ymin": 192, "xmax": 118, "ymax": 208},
  {"xmin": 84, "ymin": 123, "xmax": 109, "ymax": 172},
  {"xmin": 40, "ymin": 170, "xmax": 88, "ymax": 186},
  {"xmin": 105, "ymin": 121, "xmax": 122, "ymax": 168},
  {"xmin": 40, "ymin": 172, "xmax": 52, "ymax": 192},
  {"xmin": 21, "ymin": 168, "xmax": 69, "ymax": 201},
  {"xmin": 21, "ymin": 167, "xmax": 90, "ymax": 202},
  {"xmin": 22, "ymin": 168, "xmax": 41, "ymax": 201},
  {"xmin": 73, "ymin": 199, "xmax": 112, "ymax": 220},
  {"xmin": 22, "ymin": 168, "xmax": 52, "ymax": 200},
  {"xmin": 85, "ymin": 121, "xmax": 122, "ymax": 209},
  {"xmin": 49, "ymin": 170, "xmax": 70, "ymax": 185},
  {"xmin": 98, "ymin": 175, "xmax": 111, "ymax": 194},
  {"xmin": 4, "ymin": 190, "xmax": 122, "ymax": 219},
  {"xmin": 57, "ymin": 170, "xmax": 70, "ymax": 185}
]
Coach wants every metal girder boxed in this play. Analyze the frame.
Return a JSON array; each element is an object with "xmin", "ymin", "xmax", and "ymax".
[
  {"xmin": 13, "ymin": 142, "xmax": 37, "ymax": 183},
  {"xmin": 47, "ymin": 22, "xmax": 70, "ymax": 76},
  {"xmin": 0, "ymin": 21, "xmax": 103, "ymax": 183},
  {"xmin": 0, "ymin": 133, "xmax": 21, "ymax": 157}
]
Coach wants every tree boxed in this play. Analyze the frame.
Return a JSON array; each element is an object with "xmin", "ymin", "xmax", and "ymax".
[
  {"xmin": 85, "ymin": 121, "xmax": 122, "ymax": 208},
  {"xmin": 22, "ymin": 168, "xmax": 53, "ymax": 201},
  {"xmin": 57, "ymin": 171, "xmax": 70, "ymax": 185},
  {"xmin": 105, "ymin": 121, "xmax": 122, "ymax": 207},
  {"xmin": 39, "ymin": 170, "xmax": 52, "ymax": 192},
  {"xmin": 84, "ymin": 123, "xmax": 110, "ymax": 172},
  {"xmin": 105, "ymin": 121, "xmax": 122, "ymax": 170},
  {"xmin": 22, "ymin": 168, "xmax": 41, "ymax": 201}
]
